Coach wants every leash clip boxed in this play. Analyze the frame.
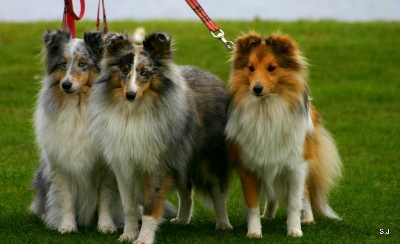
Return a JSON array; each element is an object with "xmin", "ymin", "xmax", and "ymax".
[{"xmin": 211, "ymin": 30, "xmax": 234, "ymax": 50}]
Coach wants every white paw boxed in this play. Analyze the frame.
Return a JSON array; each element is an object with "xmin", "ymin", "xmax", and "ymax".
[
  {"xmin": 98, "ymin": 224, "xmax": 117, "ymax": 234},
  {"xmin": 58, "ymin": 224, "xmax": 77, "ymax": 234},
  {"xmin": 170, "ymin": 218, "xmax": 189, "ymax": 225},
  {"xmin": 118, "ymin": 231, "xmax": 138, "ymax": 242},
  {"xmin": 247, "ymin": 232, "xmax": 262, "ymax": 238},
  {"xmin": 133, "ymin": 239, "xmax": 152, "ymax": 244},
  {"xmin": 216, "ymin": 221, "xmax": 233, "ymax": 230},
  {"xmin": 288, "ymin": 229, "xmax": 303, "ymax": 237},
  {"xmin": 301, "ymin": 218, "xmax": 315, "ymax": 225}
]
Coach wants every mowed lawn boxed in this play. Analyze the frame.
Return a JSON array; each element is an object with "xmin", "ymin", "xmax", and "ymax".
[{"xmin": 0, "ymin": 20, "xmax": 399, "ymax": 243}]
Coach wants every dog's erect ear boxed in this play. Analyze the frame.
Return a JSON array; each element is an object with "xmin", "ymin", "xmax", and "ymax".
[
  {"xmin": 42, "ymin": 29, "xmax": 71, "ymax": 74},
  {"xmin": 235, "ymin": 33, "xmax": 262, "ymax": 53},
  {"xmin": 265, "ymin": 34, "xmax": 297, "ymax": 55},
  {"xmin": 103, "ymin": 32, "xmax": 133, "ymax": 56},
  {"xmin": 84, "ymin": 31, "xmax": 104, "ymax": 60},
  {"xmin": 43, "ymin": 29, "xmax": 71, "ymax": 49},
  {"xmin": 265, "ymin": 34, "xmax": 305, "ymax": 70},
  {"xmin": 143, "ymin": 32, "xmax": 172, "ymax": 59}
]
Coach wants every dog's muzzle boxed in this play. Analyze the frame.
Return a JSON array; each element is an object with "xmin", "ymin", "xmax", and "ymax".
[
  {"xmin": 253, "ymin": 84, "xmax": 264, "ymax": 95},
  {"xmin": 126, "ymin": 91, "xmax": 136, "ymax": 101},
  {"xmin": 61, "ymin": 81, "xmax": 74, "ymax": 93}
]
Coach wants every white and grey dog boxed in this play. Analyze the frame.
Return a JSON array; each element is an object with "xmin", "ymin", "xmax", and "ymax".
[
  {"xmin": 29, "ymin": 29, "xmax": 123, "ymax": 234},
  {"xmin": 88, "ymin": 32, "xmax": 232, "ymax": 243}
]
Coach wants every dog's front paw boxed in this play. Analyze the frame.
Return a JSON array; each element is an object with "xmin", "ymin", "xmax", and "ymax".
[
  {"xmin": 118, "ymin": 231, "xmax": 138, "ymax": 242},
  {"xmin": 288, "ymin": 228, "xmax": 303, "ymax": 237},
  {"xmin": 301, "ymin": 218, "xmax": 315, "ymax": 225},
  {"xmin": 58, "ymin": 224, "xmax": 77, "ymax": 234},
  {"xmin": 98, "ymin": 224, "xmax": 117, "ymax": 234},
  {"xmin": 133, "ymin": 239, "xmax": 152, "ymax": 244},
  {"xmin": 247, "ymin": 232, "xmax": 262, "ymax": 238}
]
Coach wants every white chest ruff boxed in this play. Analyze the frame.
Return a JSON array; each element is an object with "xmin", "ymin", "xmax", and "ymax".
[
  {"xmin": 226, "ymin": 95, "xmax": 313, "ymax": 171},
  {"xmin": 90, "ymin": 98, "xmax": 187, "ymax": 177},
  {"xmin": 35, "ymin": 98, "xmax": 97, "ymax": 173},
  {"xmin": 99, "ymin": 108, "xmax": 166, "ymax": 172}
]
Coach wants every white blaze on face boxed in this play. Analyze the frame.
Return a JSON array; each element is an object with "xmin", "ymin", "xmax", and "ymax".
[
  {"xmin": 60, "ymin": 39, "xmax": 84, "ymax": 93},
  {"xmin": 128, "ymin": 54, "xmax": 139, "ymax": 93},
  {"xmin": 64, "ymin": 40, "xmax": 81, "ymax": 79}
]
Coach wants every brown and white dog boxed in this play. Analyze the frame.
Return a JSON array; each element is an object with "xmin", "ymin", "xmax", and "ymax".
[{"xmin": 226, "ymin": 32, "xmax": 342, "ymax": 238}]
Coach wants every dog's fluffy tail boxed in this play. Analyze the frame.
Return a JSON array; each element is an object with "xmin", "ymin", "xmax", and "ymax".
[{"xmin": 307, "ymin": 126, "xmax": 342, "ymax": 220}]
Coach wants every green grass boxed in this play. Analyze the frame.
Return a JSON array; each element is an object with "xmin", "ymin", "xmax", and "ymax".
[{"xmin": 1, "ymin": 20, "xmax": 399, "ymax": 243}]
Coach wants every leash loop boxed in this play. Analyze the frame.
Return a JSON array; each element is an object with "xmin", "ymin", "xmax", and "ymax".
[
  {"xmin": 62, "ymin": 0, "xmax": 85, "ymax": 38},
  {"xmin": 185, "ymin": 0, "xmax": 234, "ymax": 50},
  {"xmin": 211, "ymin": 30, "xmax": 234, "ymax": 50},
  {"xmin": 96, "ymin": 0, "xmax": 108, "ymax": 34}
]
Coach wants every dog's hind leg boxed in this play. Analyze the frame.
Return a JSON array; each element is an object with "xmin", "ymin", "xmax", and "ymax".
[
  {"xmin": 29, "ymin": 160, "xmax": 49, "ymax": 217},
  {"xmin": 301, "ymin": 187, "xmax": 315, "ymax": 225},
  {"xmin": 171, "ymin": 182, "xmax": 193, "ymax": 225},
  {"xmin": 212, "ymin": 185, "xmax": 232, "ymax": 230},
  {"xmin": 261, "ymin": 200, "xmax": 279, "ymax": 220}
]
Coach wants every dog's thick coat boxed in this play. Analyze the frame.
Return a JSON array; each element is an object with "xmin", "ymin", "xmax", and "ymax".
[
  {"xmin": 226, "ymin": 32, "xmax": 342, "ymax": 238},
  {"xmin": 30, "ymin": 29, "xmax": 124, "ymax": 234},
  {"xmin": 88, "ymin": 32, "xmax": 232, "ymax": 243}
]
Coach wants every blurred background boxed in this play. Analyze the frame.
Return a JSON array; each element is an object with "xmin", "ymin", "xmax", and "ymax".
[{"xmin": 1, "ymin": 0, "xmax": 399, "ymax": 22}]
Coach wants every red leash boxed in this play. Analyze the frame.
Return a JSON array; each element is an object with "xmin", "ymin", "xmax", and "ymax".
[
  {"xmin": 62, "ymin": 0, "xmax": 85, "ymax": 38},
  {"xmin": 96, "ymin": 0, "xmax": 108, "ymax": 33},
  {"xmin": 185, "ymin": 0, "xmax": 234, "ymax": 50}
]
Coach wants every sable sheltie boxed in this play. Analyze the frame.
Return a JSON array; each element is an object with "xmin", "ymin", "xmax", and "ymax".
[
  {"xmin": 30, "ymin": 29, "xmax": 124, "ymax": 233},
  {"xmin": 88, "ymin": 32, "xmax": 232, "ymax": 243},
  {"xmin": 225, "ymin": 32, "xmax": 342, "ymax": 238}
]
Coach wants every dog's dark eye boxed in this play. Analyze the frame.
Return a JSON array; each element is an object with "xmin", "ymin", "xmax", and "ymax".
[
  {"xmin": 120, "ymin": 64, "xmax": 131, "ymax": 77},
  {"xmin": 267, "ymin": 65, "xmax": 276, "ymax": 72},
  {"xmin": 122, "ymin": 68, "xmax": 130, "ymax": 76},
  {"xmin": 78, "ymin": 61, "xmax": 87, "ymax": 68},
  {"xmin": 60, "ymin": 61, "xmax": 67, "ymax": 68},
  {"xmin": 249, "ymin": 66, "xmax": 255, "ymax": 72},
  {"xmin": 140, "ymin": 70, "xmax": 152, "ymax": 79},
  {"xmin": 140, "ymin": 70, "xmax": 148, "ymax": 76}
]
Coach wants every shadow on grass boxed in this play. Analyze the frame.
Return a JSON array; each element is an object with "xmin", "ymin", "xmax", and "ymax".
[{"xmin": 0, "ymin": 208, "xmax": 383, "ymax": 243}]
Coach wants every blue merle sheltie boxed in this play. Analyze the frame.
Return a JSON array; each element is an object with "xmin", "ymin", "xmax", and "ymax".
[
  {"xmin": 88, "ymin": 32, "xmax": 232, "ymax": 243},
  {"xmin": 226, "ymin": 32, "xmax": 342, "ymax": 238},
  {"xmin": 29, "ymin": 29, "xmax": 125, "ymax": 234}
]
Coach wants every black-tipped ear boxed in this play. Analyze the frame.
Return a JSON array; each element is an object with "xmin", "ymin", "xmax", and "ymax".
[
  {"xmin": 235, "ymin": 33, "xmax": 262, "ymax": 53},
  {"xmin": 43, "ymin": 29, "xmax": 71, "ymax": 49},
  {"xmin": 84, "ymin": 31, "xmax": 104, "ymax": 60},
  {"xmin": 265, "ymin": 34, "xmax": 296, "ymax": 55},
  {"xmin": 143, "ymin": 32, "xmax": 172, "ymax": 59},
  {"xmin": 103, "ymin": 32, "xmax": 133, "ymax": 56}
]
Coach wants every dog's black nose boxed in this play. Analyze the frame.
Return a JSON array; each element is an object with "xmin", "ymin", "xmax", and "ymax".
[
  {"xmin": 126, "ymin": 91, "xmax": 136, "ymax": 101},
  {"xmin": 253, "ymin": 84, "xmax": 263, "ymax": 94},
  {"xmin": 61, "ymin": 81, "xmax": 73, "ymax": 90}
]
